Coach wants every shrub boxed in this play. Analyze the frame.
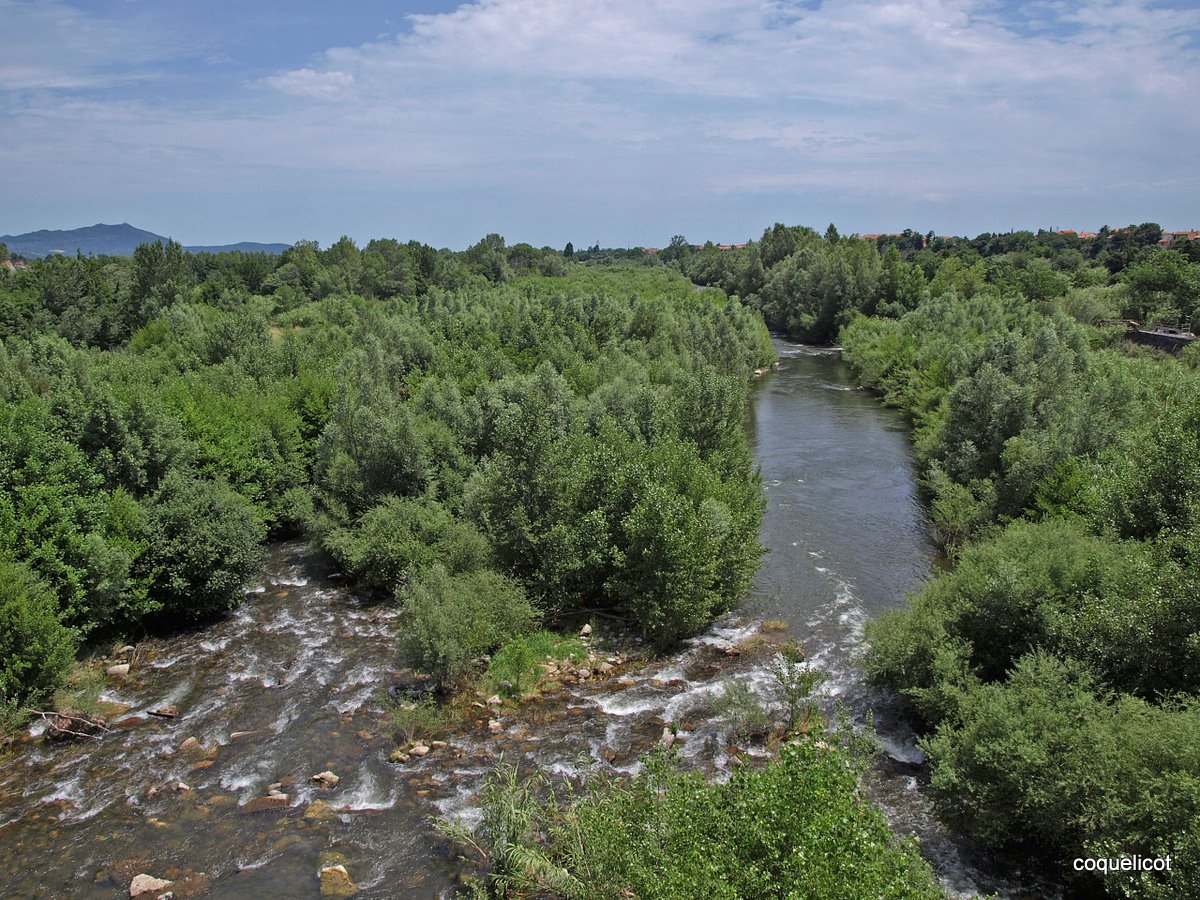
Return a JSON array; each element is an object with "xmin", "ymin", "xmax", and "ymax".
[
  {"xmin": 440, "ymin": 735, "xmax": 943, "ymax": 899},
  {"xmin": 398, "ymin": 565, "xmax": 540, "ymax": 687},
  {"xmin": 712, "ymin": 678, "xmax": 773, "ymax": 741},
  {"xmin": 483, "ymin": 631, "xmax": 588, "ymax": 699},
  {"xmin": 389, "ymin": 694, "xmax": 456, "ymax": 746},
  {"xmin": 321, "ymin": 495, "xmax": 489, "ymax": 594},
  {"xmin": 0, "ymin": 557, "xmax": 77, "ymax": 709},
  {"xmin": 924, "ymin": 652, "xmax": 1200, "ymax": 898},
  {"xmin": 142, "ymin": 470, "xmax": 265, "ymax": 622}
]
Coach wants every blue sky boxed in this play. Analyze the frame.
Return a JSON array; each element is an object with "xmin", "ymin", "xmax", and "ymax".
[{"xmin": 2, "ymin": 0, "xmax": 1198, "ymax": 248}]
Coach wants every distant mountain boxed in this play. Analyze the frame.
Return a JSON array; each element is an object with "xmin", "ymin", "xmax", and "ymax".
[
  {"xmin": 184, "ymin": 241, "xmax": 293, "ymax": 255},
  {"xmin": 0, "ymin": 223, "xmax": 290, "ymax": 258}
]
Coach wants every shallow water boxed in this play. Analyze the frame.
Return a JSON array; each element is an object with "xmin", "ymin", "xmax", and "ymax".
[{"xmin": 0, "ymin": 338, "xmax": 1038, "ymax": 897}]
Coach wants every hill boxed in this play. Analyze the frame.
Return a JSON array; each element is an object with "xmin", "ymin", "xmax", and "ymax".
[{"xmin": 0, "ymin": 223, "xmax": 290, "ymax": 258}]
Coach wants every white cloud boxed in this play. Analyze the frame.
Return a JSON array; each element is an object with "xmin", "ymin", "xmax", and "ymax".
[
  {"xmin": 262, "ymin": 68, "xmax": 356, "ymax": 99},
  {"xmin": 3, "ymin": 0, "xmax": 1199, "ymax": 242},
  {"xmin": 0, "ymin": 0, "xmax": 181, "ymax": 90}
]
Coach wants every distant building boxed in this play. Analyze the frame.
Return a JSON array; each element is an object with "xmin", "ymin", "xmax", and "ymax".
[{"xmin": 1159, "ymin": 230, "xmax": 1200, "ymax": 246}]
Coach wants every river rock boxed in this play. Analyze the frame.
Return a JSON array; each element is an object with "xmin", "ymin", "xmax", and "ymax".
[
  {"xmin": 178, "ymin": 737, "xmax": 201, "ymax": 753},
  {"xmin": 597, "ymin": 662, "xmax": 614, "ymax": 675},
  {"xmin": 485, "ymin": 694, "xmax": 502, "ymax": 706},
  {"xmin": 311, "ymin": 770, "xmax": 340, "ymax": 787},
  {"xmin": 243, "ymin": 794, "xmax": 289, "ymax": 812},
  {"xmin": 409, "ymin": 745, "xmax": 430, "ymax": 757},
  {"xmin": 304, "ymin": 799, "xmax": 336, "ymax": 820},
  {"xmin": 174, "ymin": 781, "xmax": 191, "ymax": 792},
  {"xmin": 319, "ymin": 864, "xmax": 359, "ymax": 896},
  {"xmin": 389, "ymin": 750, "xmax": 410, "ymax": 763},
  {"xmin": 117, "ymin": 645, "xmax": 136, "ymax": 656},
  {"xmin": 577, "ymin": 668, "xmax": 592, "ymax": 680},
  {"xmin": 430, "ymin": 740, "xmax": 448, "ymax": 750},
  {"xmin": 661, "ymin": 727, "xmax": 675, "ymax": 748},
  {"xmin": 580, "ymin": 623, "xmax": 592, "ymax": 636},
  {"xmin": 488, "ymin": 719, "xmax": 502, "ymax": 734},
  {"xmin": 229, "ymin": 730, "xmax": 263, "ymax": 742},
  {"xmin": 107, "ymin": 663, "xmax": 131, "ymax": 677},
  {"xmin": 129, "ymin": 874, "xmax": 173, "ymax": 898},
  {"xmin": 148, "ymin": 706, "xmax": 179, "ymax": 719}
]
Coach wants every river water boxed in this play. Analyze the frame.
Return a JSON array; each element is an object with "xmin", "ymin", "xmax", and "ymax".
[{"xmin": 0, "ymin": 339, "xmax": 1024, "ymax": 898}]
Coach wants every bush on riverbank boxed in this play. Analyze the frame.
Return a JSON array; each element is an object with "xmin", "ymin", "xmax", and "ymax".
[
  {"xmin": 0, "ymin": 557, "xmax": 77, "ymax": 712},
  {"xmin": 398, "ymin": 565, "xmax": 542, "ymax": 687},
  {"xmin": 439, "ymin": 735, "xmax": 943, "ymax": 899},
  {"xmin": 835, "ymin": 235, "xmax": 1200, "ymax": 897}
]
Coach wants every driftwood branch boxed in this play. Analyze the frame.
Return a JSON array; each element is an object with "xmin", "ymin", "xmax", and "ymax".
[{"xmin": 28, "ymin": 710, "xmax": 111, "ymax": 740}]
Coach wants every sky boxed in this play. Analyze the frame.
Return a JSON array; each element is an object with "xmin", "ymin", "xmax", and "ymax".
[{"xmin": 1, "ymin": 0, "xmax": 1198, "ymax": 249}]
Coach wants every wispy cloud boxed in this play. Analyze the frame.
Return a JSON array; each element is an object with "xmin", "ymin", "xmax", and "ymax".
[{"xmin": 2, "ymin": 0, "xmax": 1199, "ymax": 244}]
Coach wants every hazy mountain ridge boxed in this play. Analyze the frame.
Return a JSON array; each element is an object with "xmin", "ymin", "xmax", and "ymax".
[{"xmin": 0, "ymin": 223, "xmax": 290, "ymax": 258}]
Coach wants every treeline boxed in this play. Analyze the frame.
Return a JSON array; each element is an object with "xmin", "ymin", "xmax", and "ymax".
[
  {"xmin": 669, "ymin": 222, "xmax": 1199, "ymax": 344},
  {"xmin": 0, "ymin": 234, "xmax": 573, "ymax": 351},
  {"xmin": 0, "ymin": 241, "xmax": 773, "ymax": 722},
  {"xmin": 824, "ymin": 238, "xmax": 1200, "ymax": 896}
]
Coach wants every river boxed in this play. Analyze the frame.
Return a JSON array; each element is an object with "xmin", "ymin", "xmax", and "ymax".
[{"xmin": 0, "ymin": 338, "xmax": 1026, "ymax": 898}]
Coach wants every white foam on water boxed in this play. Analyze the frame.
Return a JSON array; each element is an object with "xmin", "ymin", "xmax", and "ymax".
[
  {"xmin": 590, "ymin": 690, "xmax": 663, "ymax": 717},
  {"xmin": 663, "ymin": 680, "xmax": 724, "ymax": 722},
  {"xmin": 434, "ymin": 784, "xmax": 483, "ymax": 828},
  {"xmin": 42, "ymin": 773, "xmax": 85, "ymax": 806},
  {"xmin": 881, "ymin": 737, "xmax": 925, "ymax": 765},
  {"xmin": 338, "ymin": 770, "xmax": 400, "ymax": 811},
  {"xmin": 334, "ymin": 684, "xmax": 379, "ymax": 715},
  {"xmin": 271, "ymin": 700, "xmax": 301, "ymax": 732},
  {"xmin": 689, "ymin": 621, "xmax": 757, "ymax": 649}
]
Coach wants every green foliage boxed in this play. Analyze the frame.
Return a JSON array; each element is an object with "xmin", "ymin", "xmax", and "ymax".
[
  {"xmin": 924, "ymin": 653, "xmax": 1200, "ymax": 898},
  {"xmin": 836, "ymin": 222, "xmax": 1200, "ymax": 897},
  {"xmin": 399, "ymin": 565, "xmax": 541, "ymax": 687},
  {"xmin": 769, "ymin": 640, "xmax": 824, "ymax": 732},
  {"xmin": 389, "ymin": 694, "xmax": 456, "ymax": 746},
  {"xmin": 483, "ymin": 631, "xmax": 588, "ymax": 699},
  {"xmin": 712, "ymin": 679, "xmax": 774, "ymax": 741},
  {"xmin": 440, "ymin": 735, "xmax": 942, "ymax": 899},
  {"xmin": 0, "ymin": 557, "xmax": 77, "ymax": 709},
  {"xmin": 436, "ymin": 759, "xmax": 580, "ymax": 899},
  {"xmin": 320, "ymin": 495, "xmax": 489, "ymax": 594},
  {"xmin": 0, "ymin": 246, "xmax": 773, "ymax": 707},
  {"xmin": 142, "ymin": 471, "xmax": 265, "ymax": 621}
]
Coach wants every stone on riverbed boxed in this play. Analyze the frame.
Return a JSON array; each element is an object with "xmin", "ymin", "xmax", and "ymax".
[
  {"xmin": 129, "ymin": 874, "xmax": 173, "ymax": 898},
  {"xmin": 319, "ymin": 864, "xmax": 359, "ymax": 896},
  {"xmin": 311, "ymin": 770, "xmax": 340, "ymax": 787},
  {"xmin": 488, "ymin": 719, "xmax": 503, "ymax": 734},
  {"xmin": 409, "ymin": 744, "xmax": 430, "ymax": 757},
  {"xmin": 304, "ymin": 799, "xmax": 336, "ymax": 820},
  {"xmin": 580, "ymin": 623, "xmax": 592, "ymax": 636},
  {"xmin": 485, "ymin": 694, "xmax": 502, "ymax": 706},
  {"xmin": 107, "ymin": 664, "xmax": 130, "ymax": 677},
  {"xmin": 148, "ymin": 706, "xmax": 179, "ymax": 719},
  {"xmin": 243, "ymin": 794, "xmax": 289, "ymax": 813}
]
